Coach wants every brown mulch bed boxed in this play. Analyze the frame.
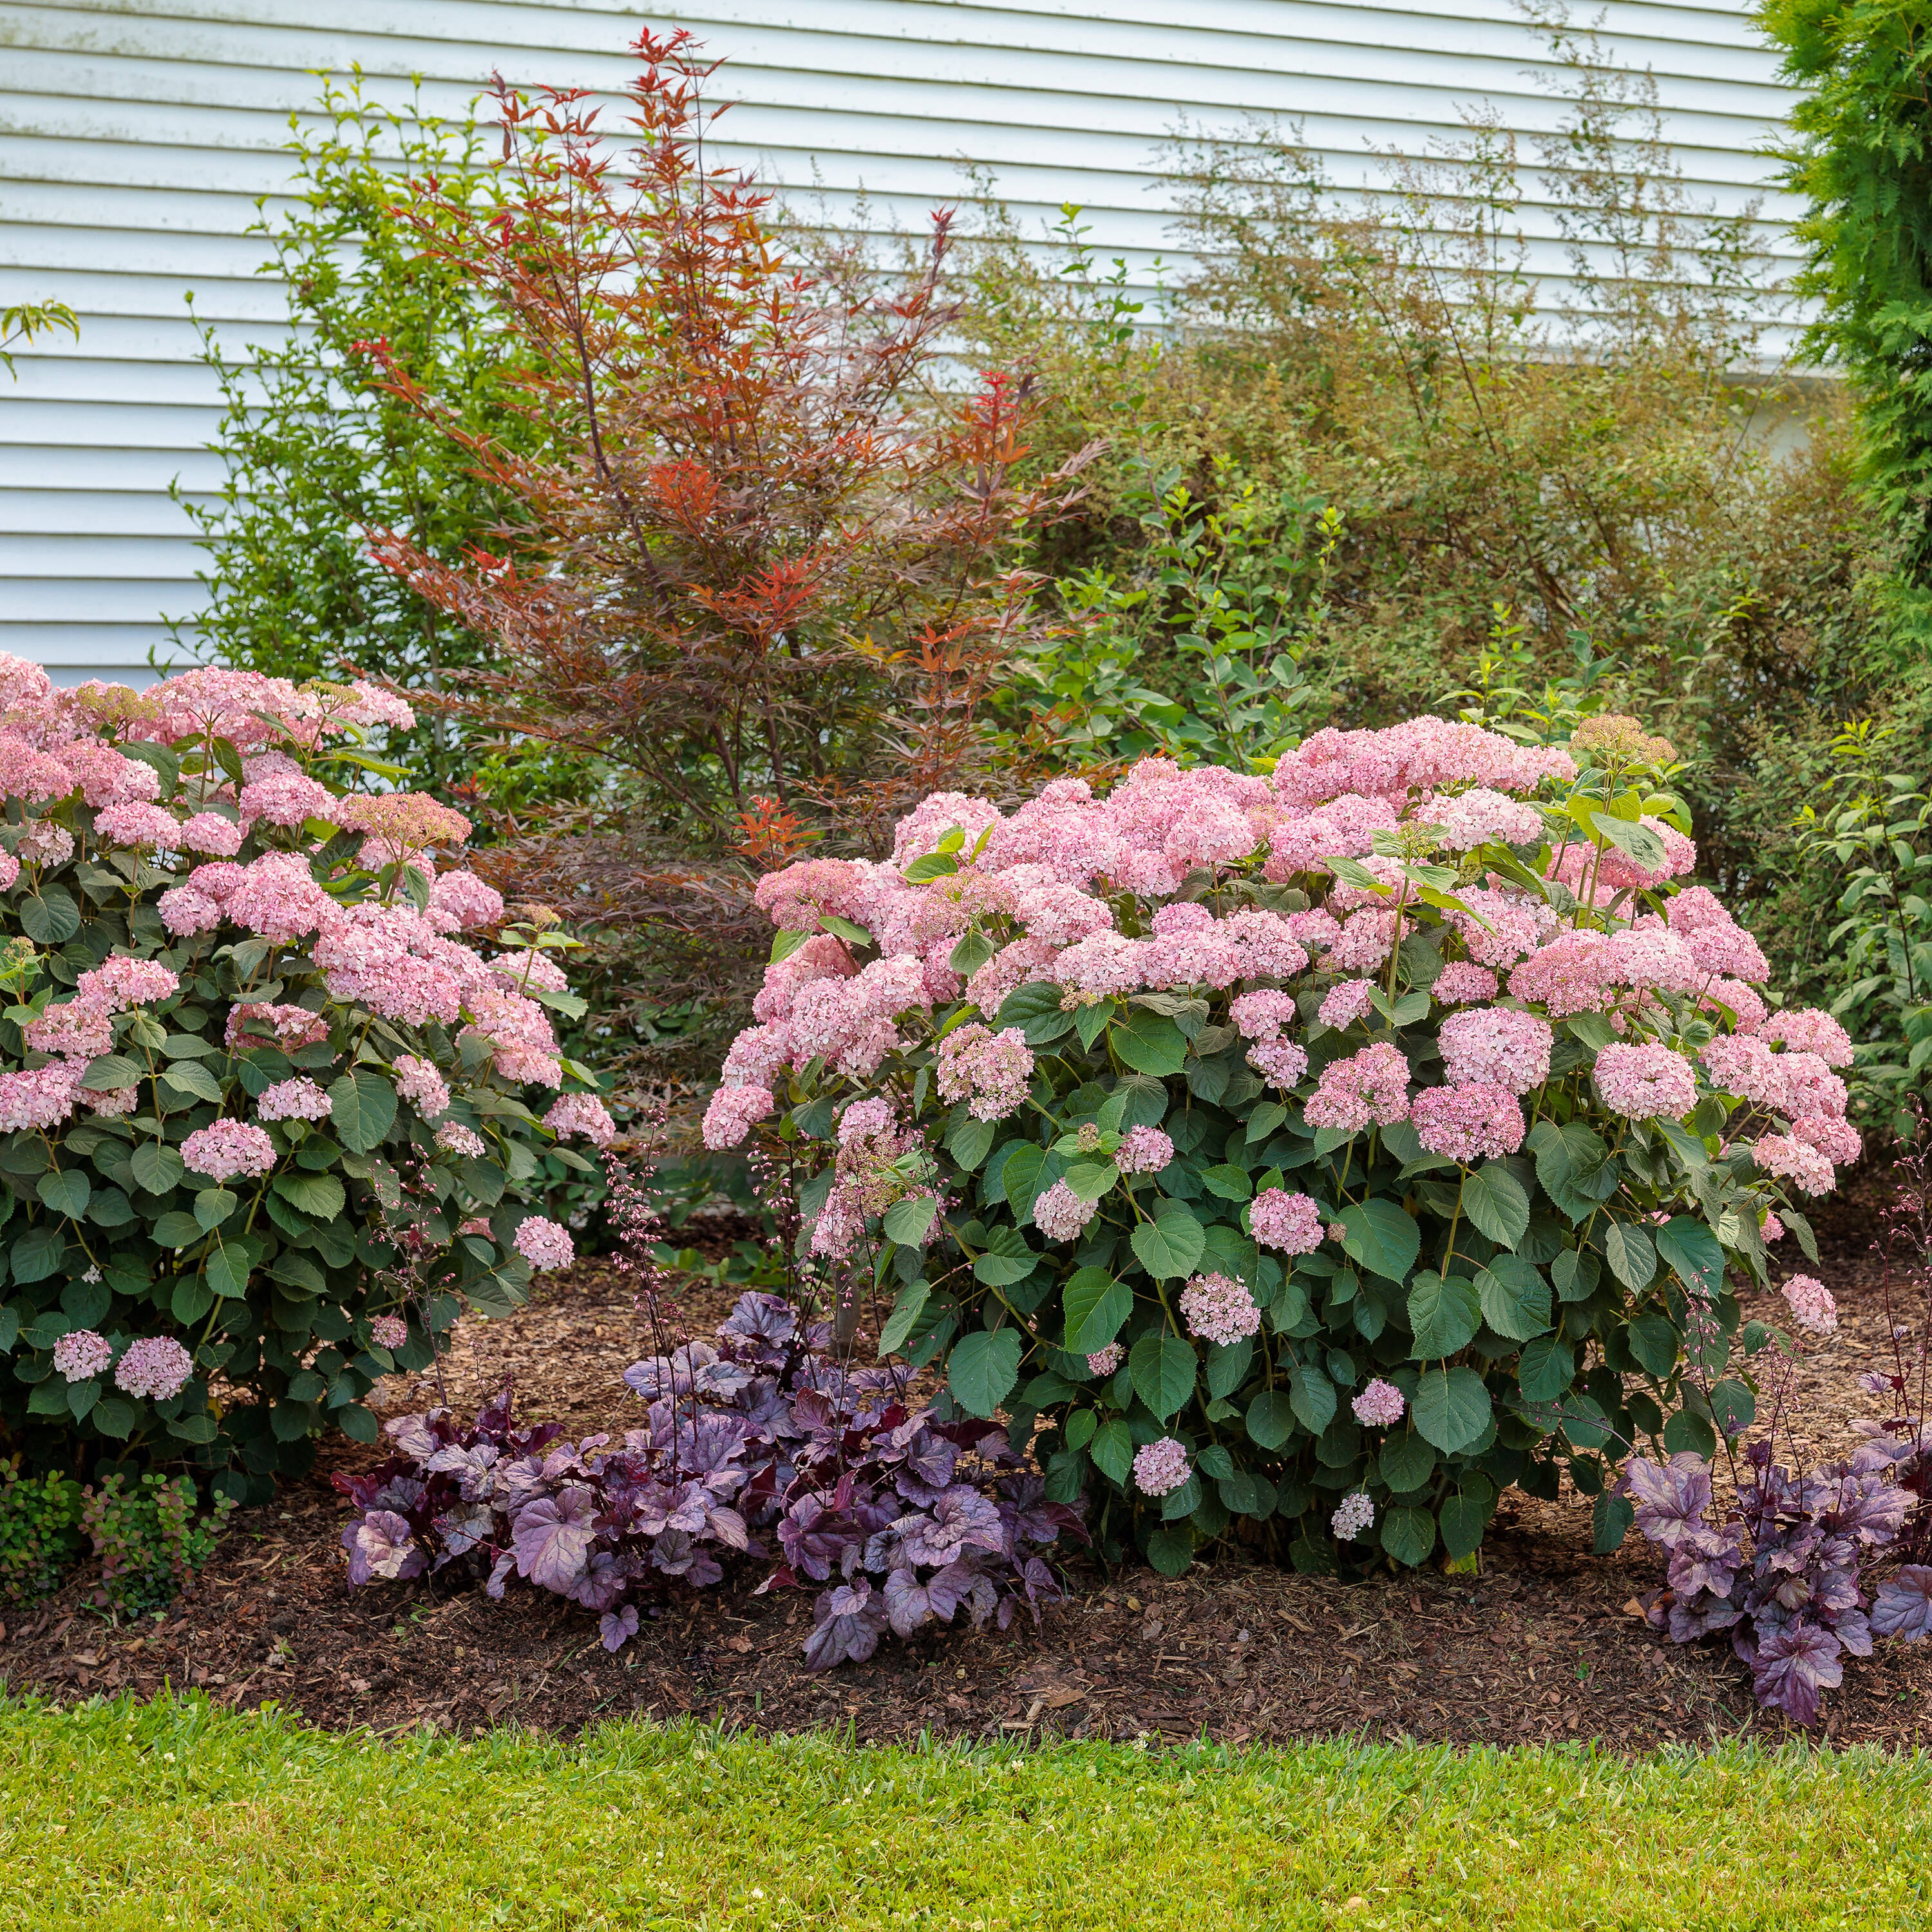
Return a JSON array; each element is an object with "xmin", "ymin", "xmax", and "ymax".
[{"xmin": 5, "ymin": 1188, "xmax": 1932, "ymax": 1753}]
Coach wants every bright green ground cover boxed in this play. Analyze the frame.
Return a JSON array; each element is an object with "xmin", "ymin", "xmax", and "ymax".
[{"xmin": 1, "ymin": 1692, "xmax": 1925, "ymax": 1930}]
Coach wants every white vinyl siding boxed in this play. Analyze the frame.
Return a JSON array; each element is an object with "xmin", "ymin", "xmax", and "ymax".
[{"xmin": 0, "ymin": 0, "xmax": 1805, "ymax": 684}]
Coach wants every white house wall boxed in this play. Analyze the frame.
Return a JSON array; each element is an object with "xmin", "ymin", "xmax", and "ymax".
[{"xmin": 0, "ymin": 0, "xmax": 1807, "ymax": 685}]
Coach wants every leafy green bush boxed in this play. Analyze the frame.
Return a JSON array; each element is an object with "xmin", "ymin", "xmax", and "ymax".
[
  {"xmin": 170, "ymin": 77, "xmax": 553, "ymax": 795},
  {"xmin": 707, "ymin": 715, "xmax": 1852, "ymax": 1575},
  {"xmin": 0, "ymin": 656, "xmax": 609, "ymax": 1499},
  {"xmin": 80, "ymin": 1472, "xmax": 232, "ymax": 1616},
  {"xmin": 0, "ymin": 1458, "xmax": 82, "ymax": 1604}
]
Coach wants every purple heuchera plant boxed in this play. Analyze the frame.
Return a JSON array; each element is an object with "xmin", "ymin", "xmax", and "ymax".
[
  {"xmin": 1626, "ymin": 1439, "xmax": 1929, "ymax": 1724},
  {"xmin": 334, "ymin": 1292, "xmax": 1083, "ymax": 1667}
]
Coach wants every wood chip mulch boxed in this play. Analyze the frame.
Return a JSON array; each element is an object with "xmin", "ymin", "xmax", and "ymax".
[{"xmin": 5, "ymin": 1180, "xmax": 1931, "ymax": 1754}]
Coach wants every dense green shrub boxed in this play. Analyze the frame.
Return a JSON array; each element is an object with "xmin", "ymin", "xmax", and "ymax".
[
  {"xmin": 170, "ymin": 77, "xmax": 554, "ymax": 796},
  {"xmin": 706, "ymin": 716, "xmax": 1853, "ymax": 1575},
  {"xmin": 0, "ymin": 655, "xmax": 609, "ymax": 1499},
  {"xmin": 0, "ymin": 1459, "xmax": 82, "ymax": 1604},
  {"xmin": 1763, "ymin": 0, "xmax": 1932, "ymax": 622}
]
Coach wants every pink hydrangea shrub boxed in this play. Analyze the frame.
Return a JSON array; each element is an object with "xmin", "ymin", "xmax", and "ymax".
[
  {"xmin": 0, "ymin": 652, "xmax": 609, "ymax": 1497},
  {"xmin": 702, "ymin": 715, "xmax": 1852, "ymax": 1577}
]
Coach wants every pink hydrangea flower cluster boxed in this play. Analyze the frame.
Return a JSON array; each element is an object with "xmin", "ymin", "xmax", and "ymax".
[
  {"xmin": 52, "ymin": 1329, "xmax": 115, "ymax": 1384},
  {"xmin": 114, "ymin": 1334, "xmax": 194, "ymax": 1401},
  {"xmin": 1352, "ymin": 1379, "xmax": 1406, "ymax": 1426},
  {"xmin": 1437, "ymin": 1007, "xmax": 1552, "ymax": 1095},
  {"xmin": 1179, "ymin": 1271, "xmax": 1261, "ymax": 1345},
  {"xmin": 1593, "ymin": 1041, "xmax": 1698, "ymax": 1120},
  {"xmin": 544, "ymin": 1092, "xmax": 618, "ymax": 1146},
  {"xmin": 1250, "ymin": 1188, "xmax": 1323, "ymax": 1255},
  {"xmin": 1781, "ymin": 1274, "xmax": 1837, "ymax": 1335},
  {"xmin": 256, "ymin": 1076, "xmax": 333, "ymax": 1123},
  {"xmin": 513, "ymin": 1216, "xmax": 576, "ymax": 1273},
  {"xmin": 1331, "ymin": 1492, "xmax": 1377, "ymax": 1540},
  {"xmin": 1305, "ymin": 1042, "xmax": 1411, "ymax": 1132},
  {"xmin": 1115, "ymin": 1126, "xmax": 1175, "ymax": 1175},
  {"xmin": 1133, "ymin": 1437, "xmax": 1192, "ymax": 1497},
  {"xmin": 370, "ymin": 1314, "xmax": 410, "ymax": 1350},
  {"xmin": 1410, "ymin": 1081, "xmax": 1526, "ymax": 1161},
  {"xmin": 1086, "ymin": 1342, "xmax": 1124, "ymax": 1377},
  {"xmin": 393, "ymin": 1053, "xmax": 452, "ymax": 1119},
  {"xmin": 436, "ymin": 1121, "xmax": 487, "ymax": 1159},
  {"xmin": 182, "ymin": 1119, "xmax": 278, "ymax": 1182},
  {"xmin": 934, "ymin": 1023, "xmax": 1036, "ymax": 1122},
  {"xmin": 1034, "ymin": 1179, "xmax": 1098, "ymax": 1242}
]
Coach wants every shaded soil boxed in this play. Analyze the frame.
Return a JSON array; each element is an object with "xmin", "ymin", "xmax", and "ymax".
[{"xmin": 5, "ymin": 1190, "xmax": 1932, "ymax": 1754}]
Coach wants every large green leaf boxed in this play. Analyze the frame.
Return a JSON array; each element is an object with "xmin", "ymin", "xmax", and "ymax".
[
  {"xmin": 971, "ymin": 1227, "xmax": 1038, "ymax": 1287},
  {"xmin": 1198, "ymin": 1162, "xmax": 1253, "ymax": 1202},
  {"xmin": 192, "ymin": 1186, "xmax": 236, "ymax": 1231},
  {"xmin": 1515, "ymin": 1334, "xmax": 1576, "ymax": 1403},
  {"xmin": 129, "ymin": 1141, "xmax": 184, "ymax": 1196},
  {"xmin": 947, "ymin": 1329, "xmax": 1023, "ymax": 1418},
  {"xmin": 273, "ymin": 1172, "xmax": 345, "ymax": 1221},
  {"xmin": 1626, "ymin": 1314, "xmax": 1680, "ymax": 1378},
  {"xmin": 327, "ymin": 1070, "xmax": 399, "ymax": 1154},
  {"xmin": 17, "ymin": 886, "xmax": 80, "ymax": 945},
  {"xmin": 37, "ymin": 1170, "xmax": 90, "ymax": 1221},
  {"xmin": 162, "ymin": 1059, "xmax": 224, "ymax": 1106},
  {"xmin": 995, "ymin": 981, "xmax": 1076, "ymax": 1046},
  {"xmin": 151, "ymin": 1210, "xmax": 204, "ymax": 1249},
  {"xmin": 994, "ymin": 1143, "xmax": 1045, "ymax": 1215},
  {"xmin": 11, "ymin": 1226, "xmax": 66, "ymax": 1285},
  {"xmin": 79, "ymin": 1053, "xmax": 141, "ymax": 1093},
  {"xmin": 1407, "ymin": 1271, "xmax": 1480, "ymax": 1359},
  {"xmin": 1378, "ymin": 1431, "xmax": 1435, "ymax": 1493},
  {"xmin": 1287, "ymin": 1363, "xmax": 1337, "ymax": 1434},
  {"xmin": 1063, "ymin": 1267, "xmax": 1132, "ymax": 1354},
  {"xmin": 882, "ymin": 1195, "xmax": 939, "ymax": 1246},
  {"xmin": 1474, "ymin": 1255, "xmax": 1551, "ymax": 1341},
  {"xmin": 1245, "ymin": 1389, "xmax": 1296, "ymax": 1451},
  {"xmin": 1090, "ymin": 1418, "xmax": 1134, "ymax": 1484},
  {"xmin": 946, "ymin": 1113, "xmax": 997, "ymax": 1171},
  {"xmin": 1110, "ymin": 1009, "xmax": 1188, "ymax": 1077},
  {"xmin": 205, "ymin": 1242, "xmax": 253, "ymax": 1300},
  {"xmin": 1062, "ymin": 1159, "xmax": 1120, "ymax": 1203},
  {"xmin": 1439, "ymin": 1492, "xmax": 1490, "ymax": 1562},
  {"xmin": 1130, "ymin": 1209, "xmax": 1205, "ymax": 1281},
  {"xmin": 1413, "ymin": 1365, "xmax": 1493, "ymax": 1452},
  {"xmin": 1655, "ymin": 1215, "xmax": 1724, "ymax": 1298},
  {"xmin": 1129, "ymin": 1333, "xmax": 1197, "ymax": 1419},
  {"xmin": 1337, "ymin": 1198, "xmax": 1420, "ymax": 1282},
  {"xmin": 1381, "ymin": 1506, "xmax": 1437, "ymax": 1567},
  {"xmin": 1602, "ymin": 1220, "xmax": 1658, "ymax": 1291},
  {"xmin": 1459, "ymin": 1162, "xmax": 1530, "ymax": 1249},
  {"xmin": 878, "ymin": 1280, "xmax": 930, "ymax": 1357}
]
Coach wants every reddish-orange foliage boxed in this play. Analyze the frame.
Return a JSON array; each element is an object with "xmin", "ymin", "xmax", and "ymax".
[{"xmin": 366, "ymin": 28, "xmax": 1094, "ymax": 892}]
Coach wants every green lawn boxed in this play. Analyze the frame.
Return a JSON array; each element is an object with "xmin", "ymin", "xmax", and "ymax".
[{"xmin": 0, "ymin": 1692, "xmax": 1924, "ymax": 1930}]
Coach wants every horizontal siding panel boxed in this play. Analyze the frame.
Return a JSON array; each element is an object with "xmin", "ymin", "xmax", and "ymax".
[
  {"xmin": 2, "ymin": 446, "xmax": 228, "ymax": 490},
  {"xmin": 1, "ymin": 0, "xmax": 1812, "ymax": 683},
  {"xmin": 0, "ymin": 487, "xmax": 213, "ymax": 533},
  {"xmin": 0, "ymin": 532, "xmax": 205, "ymax": 576}
]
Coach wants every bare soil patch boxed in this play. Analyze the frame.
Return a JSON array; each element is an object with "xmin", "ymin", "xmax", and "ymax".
[{"xmin": 5, "ymin": 1190, "xmax": 1930, "ymax": 1752}]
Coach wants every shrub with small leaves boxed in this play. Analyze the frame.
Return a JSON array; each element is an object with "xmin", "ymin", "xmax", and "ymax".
[
  {"xmin": 79, "ymin": 1470, "xmax": 232, "ymax": 1616},
  {"xmin": 0, "ymin": 1456, "xmax": 83, "ymax": 1604},
  {"xmin": 0, "ymin": 654, "xmax": 611, "ymax": 1499}
]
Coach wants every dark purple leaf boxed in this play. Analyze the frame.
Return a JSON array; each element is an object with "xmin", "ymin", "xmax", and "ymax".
[
  {"xmin": 1871, "ymin": 1566, "xmax": 1932, "ymax": 1641},
  {"xmin": 600, "ymin": 1604, "xmax": 639, "ymax": 1651},
  {"xmin": 1750, "ymin": 1622, "xmax": 1842, "ymax": 1725},
  {"xmin": 511, "ymin": 1485, "xmax": 598, "ymax": 1591},
  {"xmin": 901, "ymin": 1487, "xmax": 1005, "ymax": 1568},
  {"xmin": 340, "ymin": 1510, "xmax": 423, "ymax": 1587},
  {"xmin": 1625, "ymin": 1455, "xmax": 1712, "ymax": 1549},
  {"xmin": 803, "ymin": 1580, "xmax": 886, "ymax": 1670}
]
